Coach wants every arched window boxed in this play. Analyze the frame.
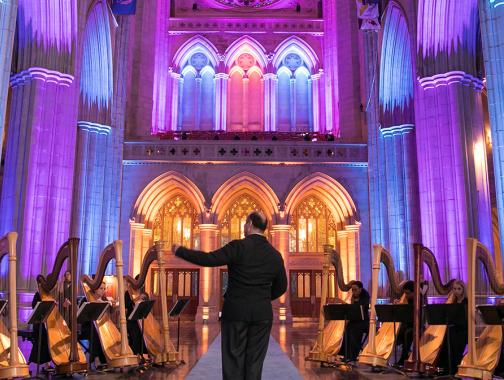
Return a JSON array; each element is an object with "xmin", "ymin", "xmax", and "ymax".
[
  {"xmin": 227, "ymin": 53, "xmax": 264, "ymax": 132},
  {"xmin": 289, "ymin": 196, "xmax": 337, "ymax": 253},
  {"xmin": 178, "ymin": 52, "xmax": 215, "ymax": 131},
  {"xmin": 276, "ymin": 53, "xmax": 313, "ymax": 132},
  {"xmin": 219, "ymin": 194, "xmax": 266, "ymax": 245},
  {"xmin": 152, "ymin": 195, "xmax": 200, "ymax": 249}
]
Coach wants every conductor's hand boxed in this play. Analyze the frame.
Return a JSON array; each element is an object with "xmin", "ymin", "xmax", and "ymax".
[{"xmin": 172, "ymin": 244, "xmax": 181, "ymax": 255}]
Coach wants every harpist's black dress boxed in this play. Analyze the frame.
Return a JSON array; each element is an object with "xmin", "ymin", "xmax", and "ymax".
[
  {"xmin": 28, "ymin": 292, "xmax": 52, "ymax": 364},
  {"xmin": 124, "ymin": 290, "xmax": 147, "ymax": 355}
]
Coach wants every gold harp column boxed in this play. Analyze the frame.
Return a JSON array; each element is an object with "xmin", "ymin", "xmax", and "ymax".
[
  {"xmin": 114, "ymin": 240, "xmax": 129, "ymax": 356},
  {"xmin": 271, "ymin": 224, "xmax": 291, "ymax": 322},
  {"xmin": 315, "ymin": 245, "xmax": 331, "ymax": 355},
  {"xmin": 158, "ymin": 242, "xmax": 177, "ymax": 360},
  {"xmin": 198, "ymin": 224, "xmax": 219, "ymax": 322},
  {"xmin": 367, "ymin": 244, "xmax": 382, "ymax": 356},
  {"xmin": 7, "ymin": 232, "xmax": 19, "ymax": 366}
]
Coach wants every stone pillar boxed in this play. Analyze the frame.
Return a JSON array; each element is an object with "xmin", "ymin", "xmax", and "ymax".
[
  {"xmin": 214, "ymin": 73, "xmax": 228, "ymax": 130},
  {"xmin": 479, "ymin": 0, "xmax": 504, "ymax": 263},
  {"xmin": 344, "ymin": 224, "xmax": 361, "ymax": 281},
  {"xmin": 197, "ymin": 224, "xmax": 219, "ymax": 322},
  {"xmin": 271, "ymin": 224, "xmax": 291, "ymax": 322},
  {"xmin": 0, "ymin": 0, "xmax": 18, "ymax": 150},
  {"xmin": 242, "ymin": 76, "xmax": 249, "ymax": 130},
  {"xmin": 289, "ymin": 77, "xmax": 296, "ymax": 131},
  {"xmin": 170, "ymin": 72, "xmax": 180, "ymax": 131},
  {"xmin": 129, "ymin": 222, "xmax": 146, "ymax": 276},
  {"xmin": 1, "ymin": 68, "xmax": 77, "ymax": 291},
  {"xmin": 195, "ymin": 76, "xmax": 202, "ymax": 129},
  {"xmin": 416, "ymin": 73, "xmax": 491, "ymax": 280},
  {"xmin": 381, "ymin": 125, "xmax": 420, "ymax": 278},
  {"xmin": 263, "ymin": 73, "xmax": 277, "ymax": 132},
  {"xmin": 72, "ymin": 121, "xmax": 112, "ymax": 276}
]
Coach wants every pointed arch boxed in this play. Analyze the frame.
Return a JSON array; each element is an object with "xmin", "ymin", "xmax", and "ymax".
[
  {"xmin": 273, "ymin": 36, "xmax": 319, "ymax": 72},
  {"xmin": 285, "ymin": 173, "xmax": 358, "ymax": 225},
  {"xmin": 379, "ymin": 2, "xmax": 414, "ymax": 119},
  {"xmin": 211, "ymin": 172, "xmax": 280, "ymax": 224},
  {"xmin": 80, "ymin": 0, "xmax": 113, "ymax": 110},
  {"xmin": 225, "ymin": 36, "xmax": 267, "ymax": 69},
  {"xmin": 172, "ymin": 35, "xmax": 219, "ymax": 70},
  {"xmin": 131, "ymin": 172, "xmax": 206, "ymax": 226}
]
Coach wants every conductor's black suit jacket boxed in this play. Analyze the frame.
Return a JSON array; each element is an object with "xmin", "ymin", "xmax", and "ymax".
[{"xmin": 175, "ymin": 234, "xmax": 288, "ymax": 321}]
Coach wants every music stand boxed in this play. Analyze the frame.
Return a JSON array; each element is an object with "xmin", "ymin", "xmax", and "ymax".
[
  {"xmin": 324, "ymin": 303, "xmax": 364, "ymax": 363},
  {"xmin": 375, "ymin": 303, "xmax": 413, "ymax": 374},
  {"xmin": 27, "ymin": 300, "xmax": 56, "ymax": 379},
  {"xmin": 128, "ymin": 299, "xmax": 155, "ymax": 365},
  {"xmin": 77, "ymin": 302, "xmax": 109, "ymax": 371},
  {"xmin": 477, "ymin": 305, "xmax": 504, "ymax": 325},
  {"xmin": 0, "ymin": 299, "xmax": 7, "ymax": 315},
  {"xmin": 169, "ymin": 299, "xmax": 190, "ymax": 355},
  {"xmin": 424, "ymin": 303, "xmax": 467, "ymax": 376}
]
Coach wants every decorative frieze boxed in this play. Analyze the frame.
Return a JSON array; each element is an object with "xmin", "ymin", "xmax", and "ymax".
[{"xmin": 123, "ymin": 140, "xmax": 367, "ymax": 165}]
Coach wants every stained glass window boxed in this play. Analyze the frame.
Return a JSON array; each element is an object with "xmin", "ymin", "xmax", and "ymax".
[
  {"xmin": 152, "ymin": 194, "xmax": 200, "ymax": 249},
  {"xmin": 220, "ymin": 194, "xmax": 266, "ymax": 245},
  {"xmin": 290, "ymin": 195, "xmax": 337, "ymax": 253}
]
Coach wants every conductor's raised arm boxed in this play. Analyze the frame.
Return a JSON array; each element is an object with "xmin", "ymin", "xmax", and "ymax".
[{"xmin": 173, "ymin": 241, "xmax": 238, "ymax": 267}]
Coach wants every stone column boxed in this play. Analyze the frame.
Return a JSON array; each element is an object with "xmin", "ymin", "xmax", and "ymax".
[
  {"xmin": 263, "ymin": 73, "xmax": 277, "ymax": 132},
  {"xmin": 72, "ymin": 121, "xmax": 112, "ymax": 276},
  {"xmin": 289, "ymin": 77, "xmax": 296, "ymax": 131},
  {"xmin": 242, "ymin": 76, "xmax": 249, "ymax": 130},
  {"xmin": 0, "ymin": 0, "xmax": 18, "ymax": 151},
  {"xmin": 129, "ymin": 222, "xmax": 146, "ymax": 276},
  {"xmin": 271, "ymin": 224, "xmax": 291, "ymax": 322},
  {"xmin": 197, "ymin": 224, "xmax": 219, "ymax": 322},
  {"xmin": 170, "ymin": 72, "xmax": 180, "ymax": 131},
  {"xmin": 381, "ymin": 125, "xmax": 420, "ymax": 278},
  {"xmin": 214, "ymin": 73, "xmax": 228, "ymax": 130},
  {"xmin": 195, "ymin": 76, "xmax": 202, "ymax": 129},
  {"xmin": 479, "ymin": 0, "xmax": 504, "ymax": 263}
]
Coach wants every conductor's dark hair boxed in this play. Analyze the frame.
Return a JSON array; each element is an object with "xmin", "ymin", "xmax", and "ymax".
[
  {"xmin": 403, "ymin": 280, "xmax": 414, "ymax": 292},
  {"xmin": 247, "ymin": 212, "xmax": 268, "ymax": 231}
]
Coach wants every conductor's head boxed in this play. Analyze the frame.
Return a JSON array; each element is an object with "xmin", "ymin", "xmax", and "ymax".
[{"xmin": 244, "ymin": 211, "xmax": 268, "ymax": 237}]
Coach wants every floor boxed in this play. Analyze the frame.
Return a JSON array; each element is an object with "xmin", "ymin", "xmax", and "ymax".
[{"xmin": 20, "ymin": 321, "xmax": 413, "ymax": 379}]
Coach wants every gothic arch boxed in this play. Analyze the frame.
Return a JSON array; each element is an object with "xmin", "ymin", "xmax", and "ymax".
[
  {"xmin": 284, "ymin": 173, "xmax": 358, "ymax": 226},
  {"xmin": 211, "ymin": 172, "xmax": 280, "ymax": 224},
  {"xmin": 80, "ymin": 0, "xmax": 113, "ymax": 111},
  {"xmin": 272, "ymin": 36, "xmax": 319, "ymax": 73},
  {"xmin": 379, "ymin": 1, "xmax": 414, "ymax": 124},
  {"xmin": 172, "ymin": 35, "xmax": 220, "ymax": 71},
  {"xmin": 131, "ymin": 171, "xmax": 206, "ymax": 227},
  {"xmin": 224, "ymin": 36, "xmax": 267, "ymax": 69}
]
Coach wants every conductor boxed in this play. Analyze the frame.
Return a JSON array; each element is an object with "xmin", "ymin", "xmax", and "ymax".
[{"xmin": 172, "ymin": 211, "xmax": 287, "ymax": 380}]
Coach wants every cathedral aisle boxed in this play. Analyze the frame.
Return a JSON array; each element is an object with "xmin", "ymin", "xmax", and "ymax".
[{"xmin": 186, "ymin": 334, "xmax": 302, "ymax": 379}]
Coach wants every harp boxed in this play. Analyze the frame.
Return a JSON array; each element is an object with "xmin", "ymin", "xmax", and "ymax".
[
  {"xmin": 358, "ymin": 244, "xmax": 405, "ymax": 368},
  {"xmin": 457, "ymin": 238, "xmax": 504, "ymax": 380},
  {"xmin": 404, "ymin": 244, "xmax": 454, "ymax": 374},
  {"xmin": 123, "ymin": 243, "xmax": 179, "ymax": 364},
  {"xmin": 306, "ymin": 244, "xmax": 354, "ymax": 363},
  {"xmin": 80, "ymin": 240, "xmax": 138, "ymax": 369},
  {"xmin": 0, "ymin": 232, "xmax": 29, "ymax": 379},
  {"xmin": 36, "ymin": 238, "xmax": 87, "ymax": 374}
]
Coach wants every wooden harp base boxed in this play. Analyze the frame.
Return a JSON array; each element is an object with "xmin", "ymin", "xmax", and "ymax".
[
  {"xmin": 305, "ymin": 351, "xmax": 337, "ymax": 364},
  {"xmin": 153, "ymin": 351, "xmax": 181, "ymax": 365},
  {"xmin": 55, "ymin": 361, "xmax": 88, "ymax": 375},
  {"xmin": 358, "ymin": 354, "xmax": 389, "ymax": 368},
  {"xmin": 457, "ymin": 365, "xmax": 494, "ymax": 380},
  {"xmin": 0, "ymin": 363, "xmax": 30, "ymax": 379},
  {"xmin": 107, "ymin": 354, "xmax": 139, "ymax": 369}
]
